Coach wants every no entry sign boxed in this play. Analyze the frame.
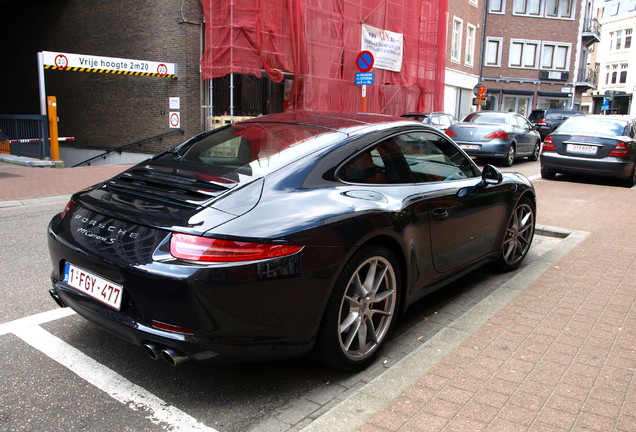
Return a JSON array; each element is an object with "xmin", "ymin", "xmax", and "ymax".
[{"xmin": 356, "ymin": 51, "xmax": 374, "ymax": 72}]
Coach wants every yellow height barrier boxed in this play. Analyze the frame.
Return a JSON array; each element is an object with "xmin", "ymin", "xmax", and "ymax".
[{"xmin": 47, "ymin": 96, "xmax": 60, "ymax": 161}]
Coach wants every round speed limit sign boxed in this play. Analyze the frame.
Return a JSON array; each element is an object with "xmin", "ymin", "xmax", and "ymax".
[
  {"xmin": 169, "ymin": 112, "xmax": 181, "ymax": 129},
  {"xmin": 157, "ymin": 63, "xmax": 168, "ymax": 77},
  {"xmin": 55, "ymin": 54, "xmax": 69, "ymax": 70}
]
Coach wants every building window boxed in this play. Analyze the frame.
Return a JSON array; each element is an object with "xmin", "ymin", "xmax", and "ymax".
[
  {"xmin": 489, "ymin": 0, "xmax": 506, "ymax": 14},
  {"xmin": 469, "ymin": 0, "xmax": 479, "ymax": 7},
  {"xmin": 451, "ymin": 18, "xmax": 463, "ymax": 63},
  {"xmin": 620, "ymin": 63, "xmax": 628, "ymax": 83},
  {"xmin": 630, "ymin": 0, "xmax": 636, "ymax": 12},
  {"xmin": 513, "ymin": 0, "xmax": 541, "ymax": 16},
  {"xmin": 545, "ymin": 0, "xmax": 573, "ymax": 18},
  {"xmin": 541, "ymin": 42, "xmax": 570, "ymax": 70},
  {"xmin": 611, "ymin": 2, "xmax": 620, "ymax": 15},
  {"xmin": 512, "ymin": 0, "xmax": 574, "ymax": 18},
  {"xmin": 465, "ymin": 24, "xmax": 476, "ymax": 66},
  {"xmin": 485, "ymin": 37, "xmax": 503, "ymax": 66},
  {"xmin": 509, "ymin": 40, "xmax": 539, "ymax": 68},
  {"xmin": 610, "ymin": 29, "xmax": 632, "ymax": 50}
]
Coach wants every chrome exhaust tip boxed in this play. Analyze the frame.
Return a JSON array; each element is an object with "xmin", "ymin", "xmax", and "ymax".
[
  {"xmin": 142, "ymin": 343, "xmax": 162, "ymax": 361},
  {"xmin": 161, "ymin": 348, "xmax": 190, "ymax": 366},
  {"xmin": 49, "ymin": 289, "xmax": 67, "ymax": 308}
]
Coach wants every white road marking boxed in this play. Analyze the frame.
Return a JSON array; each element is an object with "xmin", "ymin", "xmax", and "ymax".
[
  {"xmin": 5, "ymin": 311, "xmax": 219, "ymax": 432},
  {"xmin": 0, "ymin": 307, "xmax": 75, "ymax": 336}
]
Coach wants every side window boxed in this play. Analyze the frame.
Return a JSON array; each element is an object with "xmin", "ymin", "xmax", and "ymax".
[
  {"xmin": 394, "ymin": 132, "xmax": 480, "ymax": 182},
  {"xmin": 514, "ymin": 115, "xmax": 528, "ymax": 130},
  {"xmin": 430, "ymin": 116, "xmax": 443, "ymax": 126},
  {"xmin": 339, "ymin": 140, "xmax": 413, "ymax": 184}
]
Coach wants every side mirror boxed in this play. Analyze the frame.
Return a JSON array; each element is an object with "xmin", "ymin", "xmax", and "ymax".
[{"xmin": 480, "ymin": 164, "xmax": 503, "ymax": 187}]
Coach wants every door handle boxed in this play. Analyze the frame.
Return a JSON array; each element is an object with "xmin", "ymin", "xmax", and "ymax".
[{"xmin": 432, "ymin": 208, "xmax": 449, "ymax": 222}]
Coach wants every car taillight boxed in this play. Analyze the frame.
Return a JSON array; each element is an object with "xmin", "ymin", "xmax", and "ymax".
[
  {"xmin": 608, "ymin": 142, "xmax": 631, "ymax": 158},
  {"xmin": 542, "ymin": 136, "xmax": 556, "ymax": 151},
  {"xmin": 484, "ymin": 130, "xmax": 509, "ymax": 139},
  {"xmin": 445, "ymin": 129, "xmax": 457, "ymax": 137},
  {"xmin": 538, "ymin": 119, "xmax": 547, "ymax": 125},
  {"xmin": 170, "ymin": 233, "xmax": 303, "ymax": 262},
  {"xmin": 60, "ymin": 200, "xmax": 75, "ymax": 219}
]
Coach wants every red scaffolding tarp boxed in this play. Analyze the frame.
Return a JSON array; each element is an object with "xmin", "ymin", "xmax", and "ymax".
[{"xmin": 200, "ymin": 0, "xmax": 447, "ymax": 115}]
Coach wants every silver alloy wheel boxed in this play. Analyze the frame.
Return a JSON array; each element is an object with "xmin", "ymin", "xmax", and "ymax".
[
  {"xmin": 337, "ymin": 256, "xmax": 397, "ymax": 361},
  {"xmin": 505, "ymin": 145, "xmax": 515, "ymax": 166},
  {"xmin": 502, "ymin": 201, "xmax": 534, "ymax": 266}
]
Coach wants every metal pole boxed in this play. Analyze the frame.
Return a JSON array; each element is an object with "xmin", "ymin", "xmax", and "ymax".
[
  {"xmin": 37, "ymin": 52, "xmax": 47, "ymax": 115},
  {"xmin": 230, "ymin": 73, "xmax": 235, "ymax": 117},
  {"xmin": 47, "ymin": 96, "xmax": 60, "ymax": 161}
]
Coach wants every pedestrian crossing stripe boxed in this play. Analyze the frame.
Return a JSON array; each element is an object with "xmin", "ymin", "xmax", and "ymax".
[{"xmin": 44, "ymin": 64, "xmax": 176, "ymax": 78}]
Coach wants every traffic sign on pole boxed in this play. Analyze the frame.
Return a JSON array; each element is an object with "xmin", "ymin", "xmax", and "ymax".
[{"xmin": 356, "ymin": 51, "xmax": 374, "ymax": 72}]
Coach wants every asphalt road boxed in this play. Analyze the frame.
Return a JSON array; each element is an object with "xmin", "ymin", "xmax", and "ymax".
[{"xmin": 0, "ymin": 160, "xmax": 552, "ymax": 432}]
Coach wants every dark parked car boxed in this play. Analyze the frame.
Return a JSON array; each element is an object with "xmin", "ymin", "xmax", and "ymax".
[
  {"xmin": 48, "ymin": 111, "xmax": 536, "ymax": 371},
  {"xmin": 401, "ymin": 112, "xmax": 458, "ymax": 131},
  {"xmin": 540, "ymin": 114, "xmax": 636, "ymax": 187},
  {"xmin": 528, "ymin": 109, "xmax": 584, "ymax": 141},
  {"xmin": 445, "ymin": 111, "xmax": 541, "ymax": 167}
]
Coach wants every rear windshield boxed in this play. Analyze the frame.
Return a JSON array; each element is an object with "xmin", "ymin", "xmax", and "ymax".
[
  {"xmin": 155, "ymin": 122, "xmax": 346, "ymax": 178},
  {"xmin": 464, "ymin": 113, "xmax": 508, "ymax": 125},
  {"xmin": 557, "ymin": 117, "xmax": 627, "ymax": 137},
  {"xmin": 545, "ymin": 111, "xmax": 582, "ymax": 120},
  {"xmin": 528, "ymin": 111, "xmax": 544, "ymax": 122}
]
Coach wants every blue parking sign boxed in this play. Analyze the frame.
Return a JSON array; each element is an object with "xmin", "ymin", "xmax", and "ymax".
[{"xmin": 355, "ymin": 72, "xmax": 374, "ymax": 85}]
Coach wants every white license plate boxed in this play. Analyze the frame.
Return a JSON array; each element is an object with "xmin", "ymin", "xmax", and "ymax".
[
  {"xmin": 568, "ymin": 144, "xmax": 597, "ymax": 154},
  {"xmin": 63, "ymin": 262, "xmax": 123, "ymax": 310},
  {"xmin": 460, "ymin": 144, "xmax": 480, "ymax": 150}
]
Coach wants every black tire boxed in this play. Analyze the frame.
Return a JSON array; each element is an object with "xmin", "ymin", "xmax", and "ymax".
[
  {"xmin": 501, "ymin": 145, "xmax": 515, "ymax": 167},
  {"xmin": 528, "ymin": 140, "xmax": 540, "ymax": 161},
  {"xmin": 540, "ymin": 167, "xmax": 556, "ymax": 180},
  {"xmin": 312, "ymin": 245, "xmax": 400, "ymax": 371},
  {"xmin": 497, "ymin": 197, "xmax": 535, "ymax": 272}
]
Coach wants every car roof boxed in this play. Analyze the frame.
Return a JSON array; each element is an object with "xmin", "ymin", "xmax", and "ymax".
[{"xmin": 240, "ymin": 110, "xmax": 415, "ymax": 135}]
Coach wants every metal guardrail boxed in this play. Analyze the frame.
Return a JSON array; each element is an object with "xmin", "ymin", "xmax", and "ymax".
[
  {"xmin": 72, "ymin": 129, "xmax": 185, "ymax": 167},
  {"xmin": 0, "ymin": 114, "xmax": 50, "ymax": 159}
]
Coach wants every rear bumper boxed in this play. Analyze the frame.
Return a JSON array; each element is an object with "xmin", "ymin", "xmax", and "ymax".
[
  {"xmin": 457, "ymin": 141, "xmax": 509, "ymax": 158},
  {"xmin": 540, "ymin": 152, "xmax": 635, "ymax": 180}
]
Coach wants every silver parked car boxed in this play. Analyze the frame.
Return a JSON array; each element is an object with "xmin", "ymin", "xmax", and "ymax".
[
  {"xmin": 446, "ymin": 111, "xmax": 541, "ymax": 167},
  {"xmin": 540, "ymin": 115, "xmax": 636, "ymax": 187},
  {"xmin": 401, "ymin": 112, "xmax": 458, "ymax": 132}
]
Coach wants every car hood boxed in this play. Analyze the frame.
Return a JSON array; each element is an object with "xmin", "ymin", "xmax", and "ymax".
[{"xmin": 70, "ymin": 162, "xmax": 265, "ymax": 235}]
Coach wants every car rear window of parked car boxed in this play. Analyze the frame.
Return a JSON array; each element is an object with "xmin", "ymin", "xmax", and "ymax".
[{"xmin": 557, "ymin": 117, "xmax": 628, "ymax": 137}]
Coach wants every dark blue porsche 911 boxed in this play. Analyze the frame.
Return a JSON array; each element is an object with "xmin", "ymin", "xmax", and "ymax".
[{"xmin": 47, "ymin": 111, "xmax": 536, "ymax": 370}]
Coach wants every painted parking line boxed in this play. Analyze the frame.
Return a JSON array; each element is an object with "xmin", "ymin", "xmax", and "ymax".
[{"xmin": 4, "ymin": 310, "xmax": 218, "ymax": 432}]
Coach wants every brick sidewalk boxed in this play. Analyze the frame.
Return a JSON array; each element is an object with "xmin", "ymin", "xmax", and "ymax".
[
  {"xmin": 0, "ymin": 163, "xmax": 131, "ymax": 202},
  {"xmin": 357, "ymin": 179, "xmax": 636, "ymax": 432}
]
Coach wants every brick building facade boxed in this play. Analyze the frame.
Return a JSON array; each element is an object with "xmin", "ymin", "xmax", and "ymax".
[
  {"xmin": 480, "ymin": 0, "xmax": 598, "ymax": 116},
  {"xmin": 0, "ymin": 0, "xmax": 203, "ymax": 157},
  {"xmin": 445, "ymin": 0, "xmax": 485, "ymax": 120}
]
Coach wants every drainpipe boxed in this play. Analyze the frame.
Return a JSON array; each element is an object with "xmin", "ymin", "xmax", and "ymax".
[{"xmin": 478, "ymin": 1, "xmax": 488, "ymax": 111}]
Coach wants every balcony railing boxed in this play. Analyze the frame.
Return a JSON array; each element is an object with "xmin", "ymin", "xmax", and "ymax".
[
  {"xmin": 582, "ymin": 18, "xmax": 601, "ymax": 45},
  {"xmin": 577, "ymin": 66, "xmax": 598, "ymax": 88}
]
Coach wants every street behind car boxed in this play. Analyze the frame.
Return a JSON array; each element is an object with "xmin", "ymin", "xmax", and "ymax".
[{"xmin": 540, "ymin": 114, "xmax": 636, "ymax": 187}]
